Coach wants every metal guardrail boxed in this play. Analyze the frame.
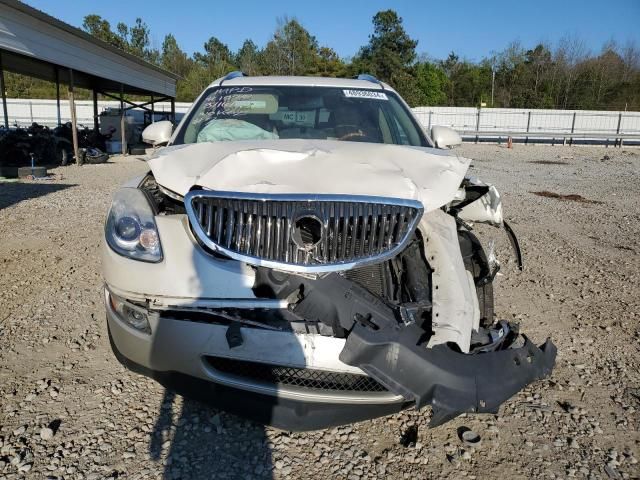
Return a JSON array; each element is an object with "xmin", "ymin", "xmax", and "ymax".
[
  {"xmin": 458, "ymin": 130, "xmax": 638, "ymax": 147},
  {"xmin": 413, "ymin": 107, "xmax": 640, "ymax": 146}
]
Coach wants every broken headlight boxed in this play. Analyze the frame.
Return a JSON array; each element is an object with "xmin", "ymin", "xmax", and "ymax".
[{"xmin": 105, "ymin": 188, "xmax": 163, "ymax": 262}]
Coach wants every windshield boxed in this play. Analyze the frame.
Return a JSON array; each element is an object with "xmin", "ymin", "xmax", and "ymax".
[{"xmin": 173, "ymin": 85, "xmax": 429, "ymax": 147}]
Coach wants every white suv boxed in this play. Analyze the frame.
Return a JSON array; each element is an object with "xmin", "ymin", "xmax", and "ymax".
[{"xmin": 102, "ymin": 72, "xmax": 555, "ymax": 430}]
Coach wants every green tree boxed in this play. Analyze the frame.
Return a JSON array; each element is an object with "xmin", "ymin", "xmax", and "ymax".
[
  {"xmin": 353, "ymin": 10, "xmax": 421, "ymax": 104},
  {"xmin": 82, "ymin": 14, "xmax": 127, "ymax": 50},
  {"xmin": 354, "ymin": 11, "xmax": 417, "ymax": 79},
  {"xmin": 161, "ymin": 34, "xmax": 192, "ymax": 77},
  {"xmin": 196, "ymin": 37, "xmax": 233, "ymax": 66},
  {"xmin": 415, "ymin": 61, "xmax": 449, "ymax": 105},
  {"xmin": 261, "ymin": 18, "xmax": 319, "ymax": 75},
  {"xmin": 191, "ymin": 36, "xmax": 235, "ymax": 85},
  {"xmin": 235, "ymin": 40, "xmax": 261, "ymax": 75},
  {"xmin": 129, "ymin": 18, "xmax": 159, "ymax": 63},
  {"xmin": 312, "ymin": 47, "xmax": 345, "ymax": 77},
  {"xmin": 82, "ymin": 15, "xmax": 158, "ymax": 63}
]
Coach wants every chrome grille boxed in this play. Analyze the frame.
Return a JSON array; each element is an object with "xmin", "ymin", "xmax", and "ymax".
[{"xmin": 185, "ymin": 191, "xmax": 423, "ymax": 273}]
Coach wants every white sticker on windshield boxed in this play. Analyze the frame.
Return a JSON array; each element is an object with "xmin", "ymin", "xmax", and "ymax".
[{"xmin": 343, "ymin": 89, "xmax": 388, "ymax": 100}]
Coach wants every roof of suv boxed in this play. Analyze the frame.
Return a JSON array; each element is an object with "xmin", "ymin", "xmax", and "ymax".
[{"xmin": 209, "ymin": 75, "xmax": 394, "ymax": 91}]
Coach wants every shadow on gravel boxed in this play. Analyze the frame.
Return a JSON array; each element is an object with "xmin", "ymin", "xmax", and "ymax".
[
  {"xmin": 0, "ymin": 182, "xmax": 76, "ymax": 210},
  {"xmin": 149, "ymin": 390, "xmax": 273, "ymax": 479}
]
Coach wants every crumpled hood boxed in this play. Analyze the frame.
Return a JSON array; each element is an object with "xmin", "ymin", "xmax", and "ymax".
[{"xmin": 148, "ymin": 139, "xmax": 471, "ymax": 212}]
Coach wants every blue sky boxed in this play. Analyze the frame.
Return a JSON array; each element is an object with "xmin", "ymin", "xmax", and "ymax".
[{"xmin": 26, "ymin": 0, "xmax": 640, "ymax": 61}]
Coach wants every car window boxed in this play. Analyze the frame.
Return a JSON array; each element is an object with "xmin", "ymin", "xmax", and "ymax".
[{"xmin": 175, "ymin": 86, "xmax": 428, "ymax": 147}]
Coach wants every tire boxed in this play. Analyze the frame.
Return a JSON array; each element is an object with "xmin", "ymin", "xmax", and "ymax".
[
  {"xmin": 458, "ymin": 230, "xmax": 495, "ymax": 327},
  {"xmin": 56, "ymin": 142, "xmax": 73, "ymax": 166},
  {"xmin": 60, "ymin": 148, "xmax": 69, "ymax": 166},
  {"xmin": 467, "ymin": 252, "xmax": 494, "ymax": 327}
]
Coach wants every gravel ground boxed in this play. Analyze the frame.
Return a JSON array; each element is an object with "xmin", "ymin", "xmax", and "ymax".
[{"xmin": 1, "ymin": 144, "xmax": 639, "ymax": 480}]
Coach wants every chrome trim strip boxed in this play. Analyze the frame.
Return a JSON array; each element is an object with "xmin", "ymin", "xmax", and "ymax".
[
  {"xmin": 185, "ymin": 190, "xmax": 424, "ymax": 274},
  {"xmin": 151, "ymin": 298, "xmax": 290, "ymax": 309},
  {"xmin": 201, "ymin": 359, "xmax": 405, "ymax": 404},
  {"xmin": 157, "ymin": 184, "xmax": 184, "ymax": 201}
]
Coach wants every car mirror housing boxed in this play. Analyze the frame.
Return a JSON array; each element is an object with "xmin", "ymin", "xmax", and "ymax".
[
  {"xmin": 431, "ymin": 126, "xmax": 462, "ymax": 149},
  {"xmin": 142, "ymin": 120, "xmax": 173, "ymax": 146}
]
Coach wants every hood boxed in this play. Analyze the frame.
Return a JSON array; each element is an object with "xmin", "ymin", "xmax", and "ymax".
[{"xmin": 148, "ymin": 139, "xmax": 471, "ymax": 212}]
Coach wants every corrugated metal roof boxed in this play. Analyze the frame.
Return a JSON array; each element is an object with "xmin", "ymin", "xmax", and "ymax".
[{"xmin": 0, "ymin": 0, "xmax": 178, "ymax": 97}]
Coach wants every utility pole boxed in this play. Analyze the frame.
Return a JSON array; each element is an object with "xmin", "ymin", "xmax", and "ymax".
[{"xmin": 491, "ymin": 68, "xmax": 496, "ymax": 107}]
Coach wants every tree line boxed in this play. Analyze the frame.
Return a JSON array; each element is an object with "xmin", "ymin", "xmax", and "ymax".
[{"xmin": 4, "ymin": 10, "xmax": 640, "ymax": 110}]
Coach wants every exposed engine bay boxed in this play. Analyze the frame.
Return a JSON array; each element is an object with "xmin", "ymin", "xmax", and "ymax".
[{"xmin": 137, "ymin": 172, "xmax": 556, "ymax": 426}]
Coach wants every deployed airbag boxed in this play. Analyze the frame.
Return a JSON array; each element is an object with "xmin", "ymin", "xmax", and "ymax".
[{"xmin": 197, "ymin": 119, "xmax": 279, "ymax": 143}]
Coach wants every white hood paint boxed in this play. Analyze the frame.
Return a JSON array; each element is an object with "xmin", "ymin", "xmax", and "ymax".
[{"xmin": 148, "ymin": 140, "xmax": 471, "ymax": 213}]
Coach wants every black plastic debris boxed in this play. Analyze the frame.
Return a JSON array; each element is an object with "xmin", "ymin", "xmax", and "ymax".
[{"xmin": 399, "ymin": 424, "xmax": 418, "ymax": 448}]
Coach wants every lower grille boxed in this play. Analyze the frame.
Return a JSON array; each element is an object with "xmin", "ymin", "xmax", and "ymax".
[
  {"xmin": 205, "ymin": 356, "xmax": 388, "ymax": 393},
  {"xmin": 346, "ymin": 263, "xmax": 386, "ymax": 298}
]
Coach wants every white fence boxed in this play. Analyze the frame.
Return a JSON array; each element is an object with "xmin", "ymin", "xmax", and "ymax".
[
  {"xmin": 2, "ymin": 98, "xmax": 639, "ymax": 140},
  {"xmin": 412, "ymin": 106, "xmax": 640, "ymax": 139},
  {"xmin": 0, "ymin": 98, "xmax": 192, "ymax": 127}
]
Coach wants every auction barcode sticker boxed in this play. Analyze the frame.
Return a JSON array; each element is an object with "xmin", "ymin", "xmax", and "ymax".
[{"xmin": 343, "ymin": 90, "xmax": 388, "ymax": 100}]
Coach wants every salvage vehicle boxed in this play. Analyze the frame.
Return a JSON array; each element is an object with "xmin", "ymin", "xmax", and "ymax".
[{"xmin": 103, "ymin": 73, "xmax": 556, "ymax": 430}]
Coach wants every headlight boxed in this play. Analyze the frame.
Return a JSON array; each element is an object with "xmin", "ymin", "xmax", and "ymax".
[{"xmin": 105, "ymin": 188, "xmax": 163, "ymax": 262}]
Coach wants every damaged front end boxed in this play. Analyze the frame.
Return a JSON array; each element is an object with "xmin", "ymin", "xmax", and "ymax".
[{"xmin": 174, "ymin": 181, "xmax": 556, "ymax": 427}]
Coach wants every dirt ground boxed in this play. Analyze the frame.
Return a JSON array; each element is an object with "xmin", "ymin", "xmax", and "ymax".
[{"xmin": 1, "ymin": 144, "xmax": 639, "ymax": 480}]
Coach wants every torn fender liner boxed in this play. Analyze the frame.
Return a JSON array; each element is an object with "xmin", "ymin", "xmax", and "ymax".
[{"xmin": 340, "ymin": 321, "xmax": 556, "ymax": 427}]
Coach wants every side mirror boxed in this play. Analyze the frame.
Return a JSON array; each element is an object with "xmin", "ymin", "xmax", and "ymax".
[
  {"xmin": 431, "ymin": 125, "xmax": 462, "ymax": 149},
  {"xmin": 142, "ymin": 120, "xmax": 173, "ymax": 146}
]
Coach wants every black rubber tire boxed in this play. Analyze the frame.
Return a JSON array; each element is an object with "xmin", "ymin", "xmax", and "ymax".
[
  {"xmin": 84, "ymin": 152, "xmax": 109, "ymax": 164},
  {"xmin": 459, "ymin": 230, "xmax": 495, "ymax": 327},
  {"xmin": 467, "ymin": 253, "xmax": 494, "ymax": 327},
  {"xmin": 57, "ymin": 146, "xmax": 69, "ymax": 166}
]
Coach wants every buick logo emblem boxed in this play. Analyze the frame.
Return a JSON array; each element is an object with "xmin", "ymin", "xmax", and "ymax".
[{"xmin": 292, "ymin": 214, "xmax": 323, "ymax": 250}]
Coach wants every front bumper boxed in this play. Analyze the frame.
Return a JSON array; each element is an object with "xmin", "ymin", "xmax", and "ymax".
[
  {"xmin": 106, "ymin": 288, "xmax": 556, "ymax": 430},
  {"xmin": 106, "ymin": 290, "xmax": 408, "ymax": 430},
  {"xmin": 108, "ymin": 327, "xmax": 409, "ymax": 430}
]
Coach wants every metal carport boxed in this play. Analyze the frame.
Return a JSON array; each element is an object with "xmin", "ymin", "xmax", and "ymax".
[{"xmin": 0, "ymin": 0, "xmax": 180, "ymax": 159}]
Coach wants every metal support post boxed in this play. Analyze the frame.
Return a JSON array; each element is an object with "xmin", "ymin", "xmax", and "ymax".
[
  {"xmin": 616, "ymin": 112, "xmax": 623, "ymax": 148},
  {"xmin": 93, "ymin": 89, "xmax": 99, "ymax": 132},
  {"xmin": 68, "ymin": 69, "xmax": 81, "ymax": 165},
  {"xmin": 55, "ymin": 67, "xmax": 61, "ymax": 126},
  {"xmin": 0, "ymin": 52, "xmax": 8, "ymax": 128},
  {"xmin": 120, "ymin": 84, "xmax": 126, "ymax": 155}
]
